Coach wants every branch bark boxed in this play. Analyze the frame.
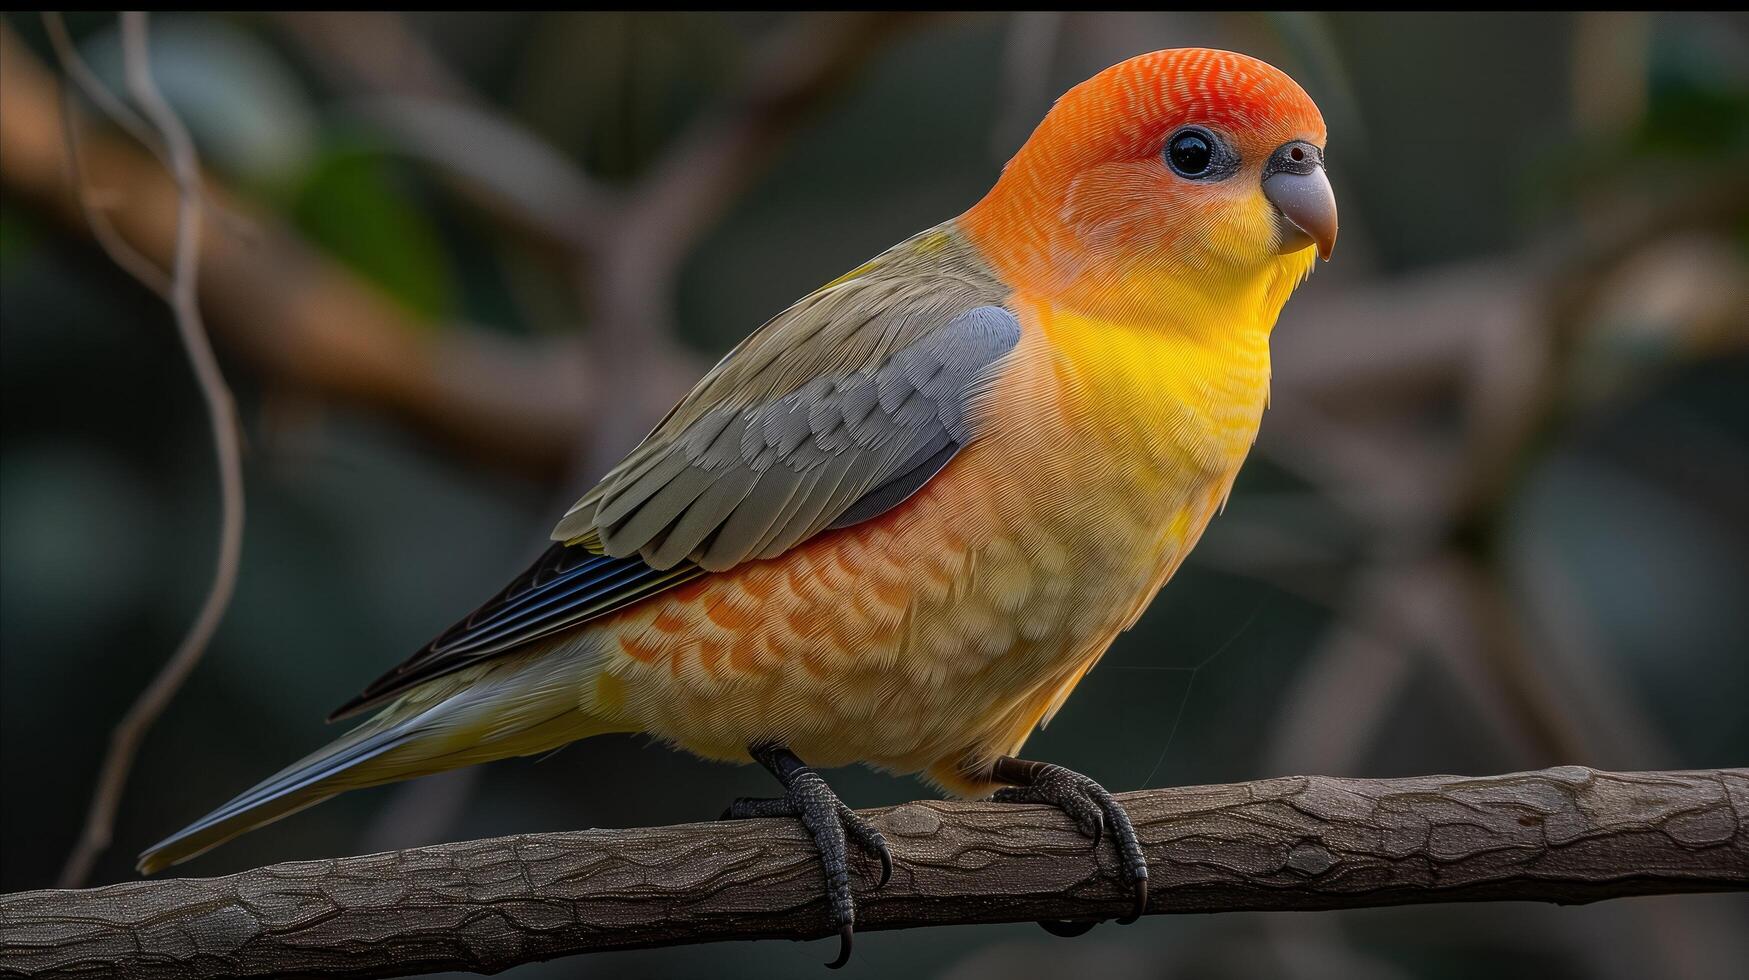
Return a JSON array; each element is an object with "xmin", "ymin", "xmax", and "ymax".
[{"xmin": 2, "ymin": 767, "xmax": 1743, "ymax": 979}]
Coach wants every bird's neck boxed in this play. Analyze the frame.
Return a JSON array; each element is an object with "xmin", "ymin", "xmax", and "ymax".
[
  {"xmin": 1070, "ymin": 248, "xmax": 1313, "ymax": 337},
  {"xmin": 1025, "ymin": 251, "xmax": 1315, "ymax": 475}
]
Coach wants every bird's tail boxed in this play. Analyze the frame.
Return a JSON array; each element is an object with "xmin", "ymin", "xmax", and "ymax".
[{"xmin": 137, "ymin": 647, "xmax": 616, "ymax": 874}]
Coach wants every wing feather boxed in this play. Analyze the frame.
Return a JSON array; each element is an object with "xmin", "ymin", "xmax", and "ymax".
[
  {"xmin": 583, "ymin": 300, "xmax": 1020, "ymax": 570},
  {"xmin": 334, "ymin": 225, "xmax": 1014, "ymax": 718},
  {"xmin": 329, "ymin": 546, "xmax": 703, "ymax": 720}
]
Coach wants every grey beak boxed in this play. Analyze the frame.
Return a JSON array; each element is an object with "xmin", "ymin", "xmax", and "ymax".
[{"xmin": 1263, "ymin": 142, "xmax": 1337, "ymax": 261}]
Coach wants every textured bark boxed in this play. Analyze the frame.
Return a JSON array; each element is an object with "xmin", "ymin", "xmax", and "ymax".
[{"xmin": 2, "ymin": 767, "xmax": 1744, "ymax": 979}]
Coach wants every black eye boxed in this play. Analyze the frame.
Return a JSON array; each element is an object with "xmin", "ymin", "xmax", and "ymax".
[{"xmin": 1166, "ymin": 129, "xmax": 1214, "ymax": 178}]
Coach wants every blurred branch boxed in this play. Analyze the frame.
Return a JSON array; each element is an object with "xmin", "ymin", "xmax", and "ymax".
[
  {"xmin": 48, "ymin": 11, "xmax": 247, "ymax": 892},
  {"xmin": 2, "ymin": 767, "xmax": 1743, "ymax": 979},
  {"xmin": 612, "ymin": 12, "xmax": 927, "ymax": 278},
  {"xmin": 1450, "ymin": 176, "xmax": 1749, "ymax": 537},
  {"xmin": 580, "ymin": 12, "xmax": 929, "ymax": 473},
  {"xmin": 1261, "ymin": 563, "xmax": 1425, "ymax": 775},
  {"xmin": 1571, "ymin": 12, "xmax": 1650, "ymax": 136},
  {"xmin": 1428, "ymin": 178, "xmax": 1749, "ymax": 768},
  {"xmin": 1, "ymin": 21, "xmax": 596, "ymax": 476},
  {"xmin": 271, "ymin": 11, "xmax": 480, "ymax": 104},
  {"xmin": 50, "ymin": 78, "xmax": 168, "ymax": 295},
  {"xmin": 348, "ymin": 95, "xmax": 609, "ymax": 251},
  {"xmin": 273, "ymin": 12, "xmax": 613, "ymax": 249},
  {"xmin": 278, "ymin": 13, "xmax": 927, "ymax": 278}
]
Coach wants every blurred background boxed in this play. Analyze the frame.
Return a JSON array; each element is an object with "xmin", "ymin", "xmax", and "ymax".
[{"xmin": 2, "ymin": 11, "xmax": 1745, "ymax": 979}]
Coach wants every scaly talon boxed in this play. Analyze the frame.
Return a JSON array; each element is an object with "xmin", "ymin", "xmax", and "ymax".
[
  {"xmin": 841, "ymin": 807, "xmax": 893, "ymax": 887},
  {"xmin": 991, "ymin": 756, "xmax": 1150, "ymax": 933},
  {"xmin": 721, "ymin": 743, "xmax": 890, "ymax": 967},
  {"xmin": 1115, "ymin": 877, "xmax": 1148, "ymax": 924}
]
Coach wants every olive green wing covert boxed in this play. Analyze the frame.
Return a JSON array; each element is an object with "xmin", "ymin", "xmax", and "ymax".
[{"xmin": 554, "ymin": 226, "xmax": 1018, "ymax": 571}]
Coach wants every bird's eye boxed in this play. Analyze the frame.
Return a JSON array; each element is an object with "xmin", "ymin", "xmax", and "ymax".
[{"xmin": 1165, "ymin": 128, "xmax": 1229, "ymax": 179}]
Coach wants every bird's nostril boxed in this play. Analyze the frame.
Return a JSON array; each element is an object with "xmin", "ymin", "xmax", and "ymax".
[{"xmin": 1290, "ymin": 146, "xmax": 1305, "ymax": 162}]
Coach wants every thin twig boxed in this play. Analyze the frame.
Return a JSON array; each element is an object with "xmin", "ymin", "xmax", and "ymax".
[
  {"xmin": 51, "ymin": 77, "xmax": 170, "ymax": 295},
  {"xmin": 56, "ymin": 11, "xmax": 246, "ymax": 890},
  {"xmin": 41, "ymin": 12, "xmax": 259, "ymax": 247},
  {"xmin": 42, "ymin": 12, "xmax": 170, "ymax": 295},
  {"xmin": 39, "ymin": 12, "xmax": 166, "ymax": 166}
]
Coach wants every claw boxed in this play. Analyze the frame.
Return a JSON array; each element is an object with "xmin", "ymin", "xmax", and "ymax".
[
  {"xmin": 1117, "ymin": 878, "xmax": 1148, "ymax": 924},
  {"xmin": 826, "ymin": 924, "xmax": 853, "ymax": 969},
  {"xmin": 842, "ymin": 810, "xmax": 893, "ymax": 889}
]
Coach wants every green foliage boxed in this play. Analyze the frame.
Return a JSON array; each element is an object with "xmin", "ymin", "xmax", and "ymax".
[
  {"xmin": 290, "ymin": 140, "xmax": 456, "ymax": 322},
  {"xmin": 1641, "ymin": 19, "xmax": 1749, "ymax": 158},
  {"xmin": 0, "ymin": 203, "xmax": 36, "ymax": 269}
]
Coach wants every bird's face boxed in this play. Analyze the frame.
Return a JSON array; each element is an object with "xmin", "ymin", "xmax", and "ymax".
[{"xmin": 965, "ymin": 48, "xmax": 1335, "ymax": 320}]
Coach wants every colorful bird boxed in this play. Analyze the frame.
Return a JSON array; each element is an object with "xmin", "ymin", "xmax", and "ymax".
[{"xmin": 140, "ymin": 47, "xmax": 1335, "ymax": 966}]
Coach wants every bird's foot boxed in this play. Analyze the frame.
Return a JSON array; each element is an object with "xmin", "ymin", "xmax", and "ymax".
[
  {"xmin": 991, "ymin": 756, "xmax": 1148, "ymax": 934},
  {"xmin": 722, "ymin": 743, "xmax": 891, "ymax": 968}
]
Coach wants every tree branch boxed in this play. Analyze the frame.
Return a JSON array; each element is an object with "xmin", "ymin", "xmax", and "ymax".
[{"xmin": 2, "ymin": 767, "xmax": 1742, "ymax": 979}]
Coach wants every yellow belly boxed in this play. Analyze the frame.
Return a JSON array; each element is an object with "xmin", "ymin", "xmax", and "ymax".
[{"xmin": 577, "ymin": 304, "xmax": 1269, "ymax": 794}]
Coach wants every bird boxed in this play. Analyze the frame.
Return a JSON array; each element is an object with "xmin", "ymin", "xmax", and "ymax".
[{"xmin": 138, "ymin": 46, "xmax": 1336, "ymax": 967}]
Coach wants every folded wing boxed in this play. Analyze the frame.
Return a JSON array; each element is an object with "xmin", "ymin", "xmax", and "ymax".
[{"xmin": 333, "ymin": 227, "xmax": 1017, "ymax": 720}]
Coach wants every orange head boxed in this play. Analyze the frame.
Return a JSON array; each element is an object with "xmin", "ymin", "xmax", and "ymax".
[{"xmin": 962, "ymin": 48, "xmax": 1335, "ymax": 320}]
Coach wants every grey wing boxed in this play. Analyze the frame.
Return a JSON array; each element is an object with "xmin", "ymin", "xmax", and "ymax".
[{"xmin": 563, "ymin": 305, "xmax": 1021, "ymax": 571}]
